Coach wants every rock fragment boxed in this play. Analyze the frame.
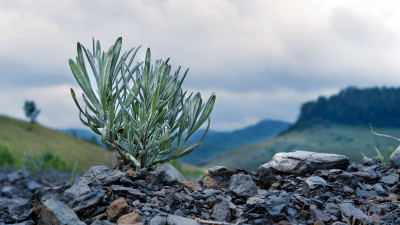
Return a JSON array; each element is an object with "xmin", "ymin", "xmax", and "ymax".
[
  {"xmin": 362, "ymin": 156, "xmax": 374, "ymax": 166},
  {"xmin": 380, "ymin": 174, "xmax": 399, "ymax": 185},
  {"xmin": 258, "ymin": 167, "xmax": 276, "ymax": 189},
  {"xmin": 258, "ymin": 151, "xmax": 350, "ymax": 175},
  {"xmin": 229, "ymin": 174, "xmax": 258, "ymax": 197},
  {"xmin": 200, "ymin": 166, "xmax": 235, "ymax": 189},
  {"xmin": 63, "ymin": 183, "xmax": 92, "ymax": 202},
  {"xmin": 67, "ymin": 190, "xmax": 105, "ymax": 217},
  {"xmin": 148, "ymin": 215, "xmax": 167, "ymax": 225},
  {"xmin": 166, "ymin": 214, "xmax": 199, "ymax": 225},
  {"xmin": 75, "ymin": 166, "xmax": 124, "ymax": 187},
  {"xmin": 110, "ymin": 185, "xmax": 146, "ymax": 198},
  {"xmin": 106, "ymin": 198, "xmax": 128, "ymax": 222},
  {"xmin": 338, "ymin": 202, "xmax": 367, "ymax": 221},
  {"xmin": 148, "ymin": 164, "xmax": 187, "ymax": 185},
  {"xmin": 29, "ymin": 185, "xmax": 69, "ymax": 207},
  {"xmin": 310, "ymin": 205, "xmax": 330, "ymax": 223},
  {"xmin": 38, "ymin": 197, "xmax": 85, "ymax": 225},
  {"xmin": 211, "ymin": 200, "xmax": 232, "ymax": 222},
  {"xmin": 117, "ymin": 212, "xmax": 140, "ymax": 224}
]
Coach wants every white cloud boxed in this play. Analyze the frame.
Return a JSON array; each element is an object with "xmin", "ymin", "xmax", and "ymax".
[
  {"xmin": 1, "ymin": 0, "xmax": 400, "ymax": 131},
  {"xmin": 0, "ymin": 84, "xmax": 83, "ymax": 129}
]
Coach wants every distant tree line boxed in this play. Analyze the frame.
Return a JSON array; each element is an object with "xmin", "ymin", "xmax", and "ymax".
[{"xmin": 287, "ymin": 86, "xmax": 400, "ymax": 131}]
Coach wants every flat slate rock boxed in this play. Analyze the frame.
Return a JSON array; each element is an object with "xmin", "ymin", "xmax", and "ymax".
[
  {"xmin": 63, "ymin": 183, "xmax": 92, "ymax": 202},
  {"xmin": 229, "ymin": 174, "xmax": 258, "ymax": 197},
  {"xmin": 166, "ymin": 214, "xmax": 200, "ymax": 225},
  {"xmin": 338, "ymin": 202, "xmax": 367, "ymax": 221},
  {"xmin": 75, "ymin": 166, "xmax": 124, "ymax": 187},
  {"xmin": 258, "ymin": 150, "xmax": 350, "ymax": 175},
  {"xmin": 28, "ymin": 185, "xmax": 69, "ymax": 207},
  {"xmin": 148, "ymin": 164, "xmax": 188, "ymax": 185},
  {"xmin": 38, "ymin": 197, "xmax": 85, "ymax": 225}
]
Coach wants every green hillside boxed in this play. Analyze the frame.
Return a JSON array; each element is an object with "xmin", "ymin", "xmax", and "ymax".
[
  {"xmin": 201, "ymin": 123, "xmax": 400, "ymax": 171},
  {"xmin": 0, "ymin": 115, "xmax": 115, "ymax": 171}
]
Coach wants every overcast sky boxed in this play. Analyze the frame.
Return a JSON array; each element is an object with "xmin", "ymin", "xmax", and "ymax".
[{"xmin": 1, "ymin": 0, "xmax": 400, "ymax": 131}]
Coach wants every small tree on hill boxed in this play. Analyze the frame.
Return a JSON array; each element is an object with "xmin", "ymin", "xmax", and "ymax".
[{"xmin": 24, "ymin": 100, "xmax": 40, "ymax": 130}]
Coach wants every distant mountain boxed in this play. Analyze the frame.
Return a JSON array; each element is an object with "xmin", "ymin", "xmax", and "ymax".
[
  {"xmin": 179, "ymin": 120, "xmax": 290, "ymax": 165},
  {"xmin": 202, "ymin": 86, "xmax": 400, "ymax": 171},
  {"xmin": 285, "ymin": 86, "xmax": 400, "ymax": 132},
  {"xmin": 60, "ymin": 128, "xmax": 103, "ymax": 146}
]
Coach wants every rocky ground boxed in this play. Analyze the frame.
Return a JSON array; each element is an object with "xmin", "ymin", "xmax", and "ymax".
[{"xmin": 1, "ymin": 149, "xmax": 400, "ymax": 225}]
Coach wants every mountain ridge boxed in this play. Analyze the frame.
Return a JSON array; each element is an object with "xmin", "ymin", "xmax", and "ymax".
[{"xmin": 202, "ymin": 86, "xmax": 400, "ymax": 171}]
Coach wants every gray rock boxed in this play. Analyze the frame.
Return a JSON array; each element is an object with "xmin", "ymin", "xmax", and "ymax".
[
  {"xmin": 372, "ymin": 156, "xmax": 381, "ymax": 164},
  {"xmin": 0, "ymin": 198, "xmax": 27, "ymax": 213},
  {"xmin": 7, "ymin": 170, "xmax": 29, "ymax": 183},
  {"xmin": 258, "ymin": 167, "xmax": 276, "ymax": 189},
  {"xmin": 119, "ymin": 177, "xmax": 137, "ymax": 187},
  {"xmin": 38, "ymin": 197, "xmax": 85, "ymax": 225},
  {"xmin": 1, "ymin": 186, "xmax": 13, "ymax": 197},
  {"xmin": 305, "ymin": 176, "xmax": 328, "ymax": 189},
  {"xmin": 173, "ymin": 209, "xmax": 183, "ymax": 216},
  {"xmin": 200, "ymin": 166, "xmax": 235, "ymax": 188},
  {"xmin": 346, "ymin": 162, "xmax": 358, "ymax": 172},
  {"xmin": 351, "ymin": 171, "xmax": 376, "ymax": 181},
  {"xmin": 211, "ymin": 200, "xmax": 232, "ymax": 222},
  {"xmin": 148, "ymin": 164, "xmax": 187, "ymax": 185},
  {"xmin": 246, "ymin": 196, "xmax": 264, "ymax": 206},
  {"xmin": 7, "ymin": 221, "xmax": 35, "ymax": 225},
  {"xmin": 338, "ymin": 202, "xmax": 367, "ymax": 221},
  {"xmin": 28, "ymin": 185, "xmax": 69, "ymax": 207},
  {"xmin": 138, "ymin": 168, "xmax": 149, "ymax": 178},
  {"xmin": 149, "ymin": 215, "xmax": 167, "ymax": 225},
  {"xmin": 343, "ymin": 185, "xmax": 355, "ymax": 194},
  {"xmin": 362, "ymin": 156, "xmax": 374, "ymax": 166},
  {"xmin": 90, "ymin": 220, "xmax": 115, "ymax": 225},
  {"xmin": 67, "ymin": 190, "xmax": 105, "ymax": 216},
  {"xmin": 380, "ymin": 174, "xmax": 399, "ymax": 185},
  {"xmin": 302, "ymin": 176, "xmax": 328, "ymax": 197},
  {"xmin": 26, "ymin": 181, "xmax": 42, "ymax": 191},
  {"xmin": 154, "ymin": 189, "xmax": 167, "ymax": 197},
  {"xmin": 373, "ymin": 183, "xmax": 386, "ymax": 194},
  {"xmin": 310, "ymin": 205, "xmax": 330, "ymax": 222},
  {"xmin": 258, "ymin": 151, "xmax": 350, "ymax": 175},
  {"xmin": 75, "ymin": 166, "xmax": 124, "ymax": 187},
  {"xmin": 355, "ymin": 188, "xmax": 378, "ymax": 198},
  {"xmin": 63, "ymin": 183, "xmax": 92, "ymax": 202},
  {"xmin": 110, "ymin": 185, "xmax": 146, "ymax": 197},
  {"xmin": 184, "ymin": 195, "xmax": 193, "ymax": 201},
  {"xmin": 166, "ymin": 214, "xmax": 200, "ymax": 225},
  {"xmin": 229, "ymin": 174, "xmax": 258, "ymax": 197},
  {"xmin": 389, "ymin": 145, "xmax": 400, "ymax": 168},
  {"xmin": 265, "ymin": 195, "xmax": 288, "ymax": 216},
  {"xmin": 325, "ymin": 203, "xmax": 340, "ymax": 217}
]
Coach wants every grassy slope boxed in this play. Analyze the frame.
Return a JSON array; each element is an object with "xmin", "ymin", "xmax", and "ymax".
[
  {"xmin": 201, "ymin": 123, "xmax": 400, "ymax": 171},
  {"xmin": 0, "ymin": 115, "xmax": 115, "ymax": 171}
]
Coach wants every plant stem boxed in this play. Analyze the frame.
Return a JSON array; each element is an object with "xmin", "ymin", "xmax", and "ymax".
[
  {"xmin": 141, "ymin": 119, "xmax": 151, "ymax": 167},
  {"xmin": 112, "ymin": 139, "xmax": 130, "ymax": 165}
]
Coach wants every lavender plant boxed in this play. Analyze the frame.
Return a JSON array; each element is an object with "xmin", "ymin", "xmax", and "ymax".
[{"xmin": 69, "ymin": 37, "xmax": 215, "ymax": 171}]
